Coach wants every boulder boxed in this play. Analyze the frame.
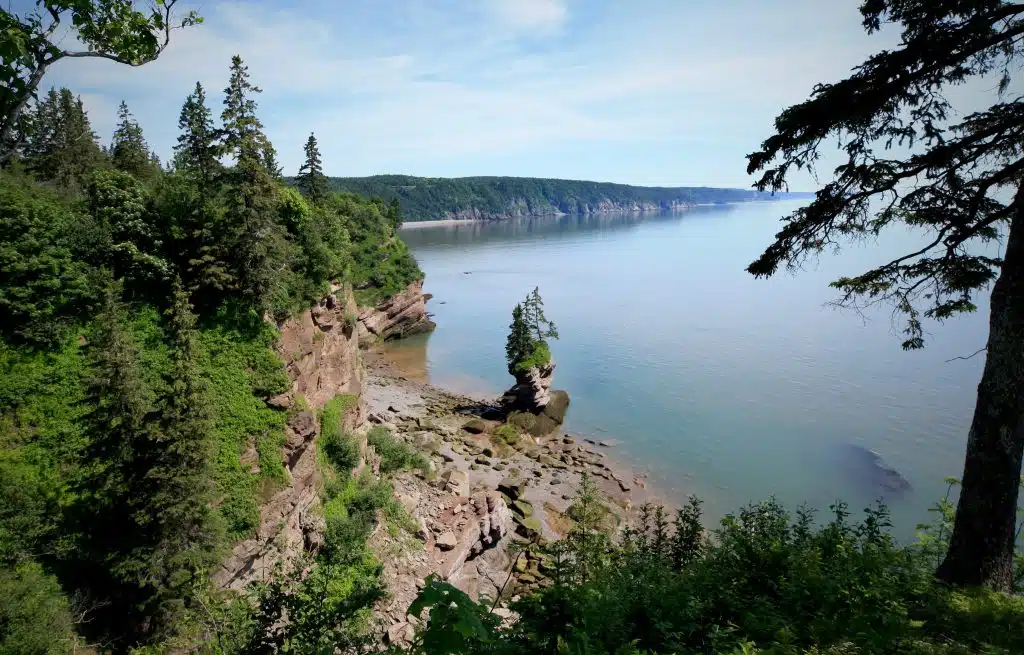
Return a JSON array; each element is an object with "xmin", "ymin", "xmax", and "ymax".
[
  {"xmin": 266, "ymin": 392, "xmax": 294, "ymax": 410},
  {"xmin": 443, "ymin": 469, "xmax": 470, "ymax": 497},
  {"xmin": 498, "ymin": 477, "xmax": 528, "ymax": 501},
  {"xmin": 462, "ymin": 418, "xmax": 489, "ymax": 434},
  {"xmin": 437, "ymin": 492, "xmax": 513, "ymax": 580},
  {"xmin": 436, "ymin": 532, "xmax": 458, "ymax": 550}
]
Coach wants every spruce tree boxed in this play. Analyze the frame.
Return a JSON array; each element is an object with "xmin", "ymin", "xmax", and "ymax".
[
  {"xmin": 23, "ymin": 88, "xmax": 105, "ymax": 189},
  {"xmin": 221, "ymin": 55, "xmax": 266, "ymax": 164},
  {"xmin": 173, "ymin": 82, "xmax": 220, "ymax": 186},
  {"xmin": 141, "ymin": 278, "xmax": 221, "ymax": 629},
  {"xmin": 111, "ymin": 100, "xmax": 156, "ymax": 179},
  {"xmin": 296, "ymin": 132, "xmax": 327, "ymax": 203},
  {"xmin": 73, "ymin": 276, "xmax": 158, "ymax": 644},
  {"xmin": 219, "ymin": 56, "xmax": 287, "ymax": 313},
  {"xmin": 262, "ymin": 140, "xmax": 282, "ymax": 179},
  {"xmin": 505, "ymin": 303, "xmax": 533, "ymax": 375}
]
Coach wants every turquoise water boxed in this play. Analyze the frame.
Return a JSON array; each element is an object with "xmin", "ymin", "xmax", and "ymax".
[{"xmin": 395, "ymin": 202, "xmax": 991, "ymax": 538}]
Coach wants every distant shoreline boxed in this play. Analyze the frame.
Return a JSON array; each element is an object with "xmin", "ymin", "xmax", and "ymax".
[{"xmin": 399, "ymin": 198, "xmax": 804, "ymax": 229}]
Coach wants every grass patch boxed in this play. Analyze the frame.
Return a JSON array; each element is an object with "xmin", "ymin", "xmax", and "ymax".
[{"xmin": 367, "ymin": 425, "xmax": 429, "ymax": 475}]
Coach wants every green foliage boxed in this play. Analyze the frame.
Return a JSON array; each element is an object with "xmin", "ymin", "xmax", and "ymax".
[
  {"xmin": 506, "ymin": 288, "xmax": 557, "ymax": 376},
  {"xmin": 493, "ymin": 423, "xmax": 521, "ymax": 447},
  {"xmin": 408, "ymin": 576, "xmax": 503, "ymax": 654},
  {"xmin": 110, "ymin": 100, "xmax": 159, "ymax": 180},
  {"xmin": 0, "ymin": 561, "xmax": 75, "ymax": 654},
  {"xmin": 320, "ymin": 175, "xmax": 803, "ymax": 222},
  {"xmin": 196, "ymin": 310, "xmax": 288, "ymax": 540},
  {"xmin": 330, "ymin": 192, "xmax": 422, "ymax": 305},
  {"xmin": 0, "ymin": 173, "xmax": 97, "ymax": 344},
  {"xmin": 319, "ymin": 394, "xmax": 361, "ymax": 476},
  {"xmin": 367, "ymin": 425, "xmax": 430, "ymax": 475},
  {"xmin": 406, "ymin": 482, "xmax": 1024, "ymax": 655},
  {"xmin": 16, "ymin": 87, "xmax": 106, "ymax": 191}
]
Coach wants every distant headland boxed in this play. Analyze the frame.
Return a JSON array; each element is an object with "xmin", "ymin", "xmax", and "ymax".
[{"xmin": 302, "ymin": 174, "xmax": 814, "ymax": 222}]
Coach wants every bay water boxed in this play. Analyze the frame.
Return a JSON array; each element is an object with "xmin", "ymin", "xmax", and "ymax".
[{"xmin": 393, "ymin": 202, "xmax": 991, "ymax": 538}]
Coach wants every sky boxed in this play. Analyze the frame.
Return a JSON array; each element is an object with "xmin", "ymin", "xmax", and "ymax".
[{"xmin": 27, "ymin": 0, "xmax": 994, "ymax": 188}]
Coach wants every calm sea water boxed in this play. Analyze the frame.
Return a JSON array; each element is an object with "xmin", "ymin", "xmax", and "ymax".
[{"xmin": 393, "ymin": 202, "xmax": 992, "ymax": 538}]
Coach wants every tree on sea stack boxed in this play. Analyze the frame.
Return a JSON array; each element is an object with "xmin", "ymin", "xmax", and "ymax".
[
  {"xmin": 746, "ymin": 0, "xmax": 1024, "ymax": 591},
  {"xmin": 503, "ymin": 288, "xmax": 568, "ymax": 430}
]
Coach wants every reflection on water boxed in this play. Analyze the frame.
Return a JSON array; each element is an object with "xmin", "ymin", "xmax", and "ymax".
[{"xmin": 397, "ymin": 203, "xmax": 989, "ymax": 539}]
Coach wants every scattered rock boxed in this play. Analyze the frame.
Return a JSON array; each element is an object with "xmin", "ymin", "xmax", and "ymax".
[
  {"xmin": 512, "ymin": 500, "xmax": 534, "ymax": 518},
  {"xmin": 443, "ymin": 469, "xmax": 470, "ymax": 497},
  {"xmin": 436, "ymin": 532, "xmax": 458, "ymax": 550},
  {"xmin": 398, "ymin": 494, "xmax": 418, "ymax": 514},
  {"xmin": 266, "ymin": 392, "xmax": 294, "ymax": 410},
  {"xmin": 462, "ymin": 418, "xmax": 489, "ymax": 434}
]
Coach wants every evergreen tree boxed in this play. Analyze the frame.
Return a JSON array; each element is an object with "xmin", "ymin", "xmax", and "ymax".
[
  {"xmin": 387, "ymin": 198, "xmax": 403, "ymax": 230},
  {"xmin": 72, "ymin": 276, "xmax": 159, "ymax": 644},
  {"xmin": 505, "ymin": 303, "xmax": 532, "ymax": 376},
  {"xmin": 219, "ymin": 56, "xmax": 288, "ymax": 313},
  {"xmin": 262, "ymin": 140, "xmax": 282, "ymax": 179},
  {"xmin": 296, "ymin": 132, "xmax": 327, "ymax": 203},
  {"xmin": 22, "ymin": 87, "xmax": 105, "ymax": 189},
  {"xmin": 220, "ymin": 55, "xmax": 266, "ymax": 164},
  {"xmin": 173, "ymin": 82, "xmax": 221, "ymax": 186},
  {"xmin": 523, "ymin": 286, "xmax": 558, "ymax": 342},
  {"xmin": 140, "ymin": 278, "xmax": 221, "ymax": 630},
  {"xmin": 110, "ymin": 100, "xmax": 156, "ymax": 179}
]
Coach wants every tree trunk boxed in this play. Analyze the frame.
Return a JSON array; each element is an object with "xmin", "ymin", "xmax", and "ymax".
[{"xmin": 936, "ymin": 186, "xmax": 1024, "ymax": 591}]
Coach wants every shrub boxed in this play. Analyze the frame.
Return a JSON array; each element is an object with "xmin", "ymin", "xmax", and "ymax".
[
  {"xmin": 319, "ymin": 395, "xmax": 362, "ymax": 476},
  {"xmin": 367, "ymin": 425, "xmax": 429, "ymax": 475}
]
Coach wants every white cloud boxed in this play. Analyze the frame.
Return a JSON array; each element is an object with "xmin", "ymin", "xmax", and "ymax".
[
  {"xmin": 489, "ymin": 0, "xmax": 568, "ymax": 32},
  {"xmin": 38, "ymin": 0, "xmax": 927, "ymax": 186}
]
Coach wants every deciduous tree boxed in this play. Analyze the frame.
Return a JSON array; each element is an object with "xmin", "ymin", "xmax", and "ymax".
[{"xmin": 1, "ymin": 0, "xmax": 201, "ymax": 162}]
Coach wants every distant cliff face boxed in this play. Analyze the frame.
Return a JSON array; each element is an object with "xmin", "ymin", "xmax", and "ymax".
[{"xmin": 317, "ymin": 174, "xmax": 815, "ymax": 222}]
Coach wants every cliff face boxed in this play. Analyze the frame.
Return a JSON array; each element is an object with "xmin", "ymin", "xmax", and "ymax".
[
  {"xmin": 215, "ymin": 290, "xmax": 365, "ymax": 590},
  {"xmin": 278, "ymin": 290, "xmax": 364, "ymax": 410},
  {"xmin": 357, "ymin": 279, "xmax": 436, "ymax": 346},
  {"xmin": 438, "ymin": 198, "xmax": 693, "ymax": 221}
]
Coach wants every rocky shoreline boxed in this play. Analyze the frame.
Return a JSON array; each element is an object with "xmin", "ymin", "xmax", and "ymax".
[{"xmin": 360, "ymin": 350, "xmax": 673, "ymax": 637}]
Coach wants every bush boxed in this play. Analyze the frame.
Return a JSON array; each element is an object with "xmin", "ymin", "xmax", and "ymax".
[
  {"xmin": 406, "ymin": 487, "xmax": 1024, "ymax": 655},
  {"xmin": 319, "ymin": 395, "xmax": 362, "ymax": 476},
  {"xmin": 0, "ymin": 561, "xmax": 75, "ymax": 654},
  {"xmin": 367, "ymin": 425, "xmax": 429, "ymax": 475}
]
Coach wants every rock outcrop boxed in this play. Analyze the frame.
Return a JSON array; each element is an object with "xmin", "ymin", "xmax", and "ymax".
[
  {"xmin": 501, "ymin": 361, "xmax": 570, "ymax": 437},
  {"xmin": 277, "ymin": 289, "xmax": 364, "ymax": 409},
  {"xmin": 215, "ymin": 410, "xmax": 329, "ymax": 590},
  {"xmin": 216, "ymin": 289, "xmax": 365, "ymax": 590},
  {"xmin": 357, "ymin": 280, "xmax": 436, "ymax": 346},
  {"xmin": 502, "ymin": 362, "xmax": 555, "ymax": 412}
]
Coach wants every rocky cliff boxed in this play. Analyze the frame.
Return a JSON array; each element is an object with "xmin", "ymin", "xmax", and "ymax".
[
  {"xmin": 357, "ymin": 279, "xmax": 436, "ymax": 345},
  {"xmin": 215, "ymin": 289, "xmax": 365, "ymax": 590}
]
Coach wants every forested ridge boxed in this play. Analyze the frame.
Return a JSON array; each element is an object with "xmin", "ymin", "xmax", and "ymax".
[
  {"xmin": 317, "ymin": 174, "xmax": 814, "ymax": 222},
  {"xmin": 0, "ymin": 49, "xmax": 421, "ymax": 651}
]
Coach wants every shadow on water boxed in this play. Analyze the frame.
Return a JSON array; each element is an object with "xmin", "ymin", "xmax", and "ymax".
[{"xmin": 827, "ymin": 443, "xmax": 914, "ymax": 508}]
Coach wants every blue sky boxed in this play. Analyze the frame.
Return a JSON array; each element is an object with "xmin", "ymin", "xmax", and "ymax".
[{"xmin": 33, "ymin": 0, "xmax": 988, "ymax": 187}]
